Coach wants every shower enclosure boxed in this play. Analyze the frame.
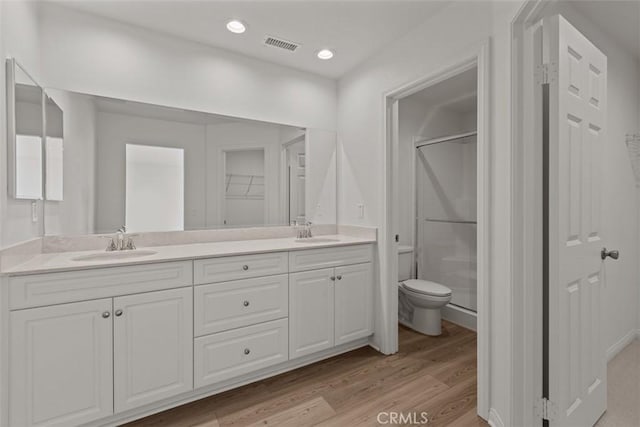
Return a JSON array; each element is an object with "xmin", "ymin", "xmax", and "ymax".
[{"xmin": 416, "ymin": 132, "xmax": 477, "ymax": 312}]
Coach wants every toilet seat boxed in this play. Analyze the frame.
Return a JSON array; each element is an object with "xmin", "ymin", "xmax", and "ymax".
[{"xmin": 402, "ymin": 279, "xmax": 451, "ymax": 297}]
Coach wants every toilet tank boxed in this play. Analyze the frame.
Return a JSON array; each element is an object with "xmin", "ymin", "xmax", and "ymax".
[{"xmin": 398, "ymin": 246, "xmax": 415, "ymax": 282}]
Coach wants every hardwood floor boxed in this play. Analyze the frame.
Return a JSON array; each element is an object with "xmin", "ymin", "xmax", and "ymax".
[{"xmin": 125, "ymin": 321, "xmax": 486, "ymax": 427}]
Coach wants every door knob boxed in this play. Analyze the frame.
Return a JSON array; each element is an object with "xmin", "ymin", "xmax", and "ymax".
[{"xmin": 601, "ymin": 248, "xmax": 619, "ymax": 260}]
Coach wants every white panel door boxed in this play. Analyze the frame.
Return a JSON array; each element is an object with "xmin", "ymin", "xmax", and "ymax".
[
  {"xmin": 113, "ymin": 288, "xmax": 193, "ymax": 412},
  {"xmin": 545, "ymin": 15, "xmax": 608, "ymax": 427},
  {"xmin": 334, "ymin": 263, "xmax": 374, "ymax": 345},
  {"xmin": 289, "ymin": 268, "xmax": 334, "ymax": 359},
  {"xmin": 10, "ymin": 299, "xmax": 113, "ymax": 427}
]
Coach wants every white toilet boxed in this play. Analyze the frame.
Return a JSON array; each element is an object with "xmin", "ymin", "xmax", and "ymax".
[{"xmin": 398, "ymin": 246, "xmax": 452, "ymax": 336}]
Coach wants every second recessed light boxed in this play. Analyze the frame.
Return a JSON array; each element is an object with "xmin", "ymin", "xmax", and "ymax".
[
  {"xmin": 317, "ymin": 49, "xmax": 334, "ymax": 60},
  {"xmin": 226, "ymin": 20, "xmax": 246, "ymax": 34}
]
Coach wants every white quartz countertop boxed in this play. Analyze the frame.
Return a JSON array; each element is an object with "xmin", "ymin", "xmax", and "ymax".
[{"xmin": 2, "ymin": 234, "xmax": 376, "ymax": 276}]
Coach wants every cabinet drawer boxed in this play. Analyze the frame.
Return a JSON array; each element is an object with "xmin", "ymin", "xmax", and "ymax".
[
  {"xmin": 194, "ymin": 319, "xmax": 288, "ymax": 387},
  {"xmin": 194, "ymin": 274, "xmax": 288, "ymax": 336},
  {"xmin": 9, "ymin": 261, "xmax": 193, "ymax": 310},
  {"xmin": 289, "ymin": 244, "xmax": 373, "ymax": 272},
  {"xmin": 194, "ymin": 252, "xmax": 288, "ymax": 284}
]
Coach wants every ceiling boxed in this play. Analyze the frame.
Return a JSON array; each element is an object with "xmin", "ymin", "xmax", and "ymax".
[
  {"xmin": 569, "ymin": 1, "xmax": 640, "ymax": 59},
  {"xmin": 51, "ymin": 1, "xmax": 447, "ymax": 79}
]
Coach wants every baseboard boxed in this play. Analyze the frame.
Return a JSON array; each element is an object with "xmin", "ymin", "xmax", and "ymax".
[
  {"xmin": 487, "ymin": 408, "xmax": 505, "ymax": 427},
  {"xmin": 442, "ymin": 304, "xmax": 477, "ymax": 331},
  {"xmin": 607, "ymin": 329, "xmax": 638, "ymax": 362}
]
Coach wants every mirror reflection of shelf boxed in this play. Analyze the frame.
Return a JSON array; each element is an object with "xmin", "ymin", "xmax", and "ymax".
[{"xmin": 225, "ymin": 173, "xmax": 265, "ymax": 200}]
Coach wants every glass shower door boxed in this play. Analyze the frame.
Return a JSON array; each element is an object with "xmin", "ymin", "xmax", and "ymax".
[{"xmin": 416, "ymin": 134, "xmax": 477, "ymax": 312}]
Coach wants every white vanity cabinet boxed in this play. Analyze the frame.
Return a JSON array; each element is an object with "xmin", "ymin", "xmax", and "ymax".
[
  {"xmin": 289, "ymin": 245, "xmax": 374, "ymax": 360},
  {"xmin": 5, "ymin": 241, "xmax": 375, "ymax": 427},
  {"xmin": 10, "ymin": 299, "xmax": 115, "ymax": 427},
  {"xmin": 7, "ymin": 262, "xmax": 194, "ymax": 427},
  {"xmin": 289, "ymin": 268, "xmax": 335, "ymax": 358},
  {"xmin": 334, "ymin": 263, "xmax": 374, "ymax": 345},
  {"xmin": 113, "ymin": 288, "xmax": 193, "ymax": 412}
]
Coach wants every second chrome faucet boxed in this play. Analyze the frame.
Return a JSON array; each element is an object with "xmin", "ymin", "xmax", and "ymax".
[
  {"xmin": 105, "ymin": 226, "xmax": 137, "ymax": 251},
  {"xmin": 292, "ymin": 220, "xmax": 313, "ymax": 239}
]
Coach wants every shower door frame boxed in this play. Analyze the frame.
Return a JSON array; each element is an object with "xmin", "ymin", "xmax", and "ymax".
[
  {"xmin": 382, "ymin": 40, "xmax": 491, "ymax": 420},
  {"xmin": 414, "ymin": 131, "xmax": 479, "ymax": 316}
]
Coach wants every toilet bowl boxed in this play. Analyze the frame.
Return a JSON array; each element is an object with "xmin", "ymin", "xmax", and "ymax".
[{"xmin": 399, "ymin": 279, "xmax": 452, "ymax": 336}]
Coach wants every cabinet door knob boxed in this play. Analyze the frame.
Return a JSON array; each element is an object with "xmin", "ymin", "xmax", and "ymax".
[
  {"xmin": 336, "ymin": 275, "xmax": 342, "ymax": 280},
  {"xmin": 243, "ymin": 300, "xmax": 250, "ymax": 307},
  {"xmin": 115, "ymin": 309, "xmax": 123, "ymax": 317},
  {"xmin": 102, "ymin": 311, "xmax": 111, "ymax": 318},
  {"xmin": 330, "ymin": 276, "xmax": 336, "ymax": 281},
  {"xmin": 244, "ymin": 348, "xmax": 251, "ymax": 355},
  {"xmin": 242, "ymin": 265, "xmax": 249, "ymax": 271}
]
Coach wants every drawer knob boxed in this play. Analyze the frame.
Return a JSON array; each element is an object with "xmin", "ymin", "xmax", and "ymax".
[
  {"xmin": 243, "ymin": 300, "xmax": 250, "ymax": 307},
  {"xmin": 244, "ymin": 348, "xmax": 251, "ymax": 355},
  {"xmin": 102, "ymin": 311, "xmax": 111, "ymax": 319},
  {"xmin": 242, "ymin": 265, "xmax": 249, "ymax": 271},
  {"xmin": 115, "ymin": 309, "xmax": 123, "ymax": 317},
  {"xmin": 337, "ymin": 275, "xmax": 343, "ymax": 280}
]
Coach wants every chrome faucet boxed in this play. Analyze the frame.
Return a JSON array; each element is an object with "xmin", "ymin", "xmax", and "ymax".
[
  {"xmin": 105, "ymin": 226, "xmax": 137, "ymax": 251},
  {"xmin": 294, "ymin": 221, "xmax": 313, "ymax": 239}
]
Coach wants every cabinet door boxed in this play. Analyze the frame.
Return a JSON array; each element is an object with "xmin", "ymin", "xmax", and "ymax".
[
  {"xmin": 10, "ymin": 299, "xmax": 114, "ymax": 427},
  {"xmin": 113, "ymin": 288, "xmax": 193, "ymax": 412},
  {"xmin": 289, "ymin": 268, "xmax": 334, "ymax": 359},
  {"xmin": 334, "ymin": 263, "xmax": 374, "ymax": 345}
]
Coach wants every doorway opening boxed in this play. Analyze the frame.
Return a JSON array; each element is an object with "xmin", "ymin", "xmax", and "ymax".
[
  {"xmin": 384, "ymin": 43, "xmax": 490, "ymax": 420},
  {"xmin": 222, "ymin": 148, "xmax": 266, "ymax": 227}
]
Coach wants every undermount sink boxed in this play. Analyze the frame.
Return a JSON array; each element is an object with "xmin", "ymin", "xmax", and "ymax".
[
  {"xmin": 72, "ymin": 250, "xmax": 158, "ymax": 262},
  {"xmin": 294, "ymin": 237, "xmax": 341, "ymax": 243}
]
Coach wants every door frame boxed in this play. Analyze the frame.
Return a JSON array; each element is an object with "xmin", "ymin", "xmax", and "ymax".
[
  {"xmin": 511, "ymin": 1, "xmax": 557, "ymax": 425},
  {"xmin": 382, "ymin": 40, "xmax": 491, "ymax": 420}
]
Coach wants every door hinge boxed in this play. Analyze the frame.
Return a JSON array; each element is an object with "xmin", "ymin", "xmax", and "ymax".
[
  {"xmin": 536, "ymin": 62, "xmax": 558, "ymax": 85},
  {"xmin": 535, "ymin": 397, "xmax": 557, "ymax": 421}
]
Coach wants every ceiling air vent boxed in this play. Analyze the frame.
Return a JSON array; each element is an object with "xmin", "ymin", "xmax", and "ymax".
[{"xmin": 263, "ymin": 36, "xmax": 300, "ymax": 52}]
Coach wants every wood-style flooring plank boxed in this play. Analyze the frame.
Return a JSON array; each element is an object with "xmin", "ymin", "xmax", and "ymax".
[{"xmin": 246, "ymin": 397, "xmax": 335, "ymax": 427}]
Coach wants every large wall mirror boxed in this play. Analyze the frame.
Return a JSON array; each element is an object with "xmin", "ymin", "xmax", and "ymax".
[{"xmin": 42, "ymin": 89, "xmax": 337, "ymax": 235}]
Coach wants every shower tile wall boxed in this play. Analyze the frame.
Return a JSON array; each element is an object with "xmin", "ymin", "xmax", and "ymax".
[{"xmin": 417, "ymin": 136, "xmax": 477, "ymax": 311}]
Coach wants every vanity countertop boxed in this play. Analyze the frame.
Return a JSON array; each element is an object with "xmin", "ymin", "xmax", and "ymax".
[{"xmin": 1, "ymin": 234, "xmax": 376, "ymax": 276}]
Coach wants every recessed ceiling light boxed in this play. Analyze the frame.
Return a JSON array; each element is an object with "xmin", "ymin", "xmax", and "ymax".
[
  {"xmin": 226, "ymin": 20, "xmax": 246, "ymax": 34},
  {"xmin": 317, "ymin": 49, "xmax": 334, "ymax": 60}
]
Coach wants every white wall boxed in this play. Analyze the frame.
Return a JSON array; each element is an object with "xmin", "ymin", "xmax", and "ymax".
[
  {"xmin": 0, "ymin": 0, "xmax": 44, "ymax": 248},
  {"xmin": 44, "ymin": 90, "xmax": 97, "ymax": 236},
  {"xmin": 37, "ymin": 3, "xmax": 337, "ymax": 131},
  {"xmin": 337, "ymin": 1, "xmax": 522, "ymax": 423}
]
